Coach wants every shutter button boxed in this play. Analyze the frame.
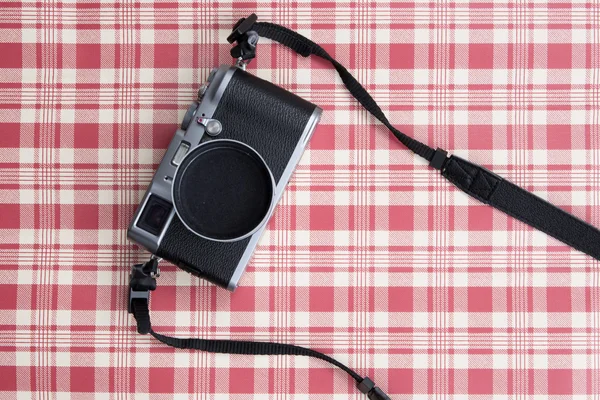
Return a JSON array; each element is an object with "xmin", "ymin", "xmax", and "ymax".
[{"xmin": 197, "ymin": 117, "xmax": 222, "ymax": 136}]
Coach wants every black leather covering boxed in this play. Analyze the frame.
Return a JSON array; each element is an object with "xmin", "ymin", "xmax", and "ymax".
[{"xmin": 157, "ymin": 68, "xmax": 318, "ymax": 288}]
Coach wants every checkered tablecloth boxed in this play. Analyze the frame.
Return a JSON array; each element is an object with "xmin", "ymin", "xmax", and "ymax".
[{"xmin": 1, "ymin": 1, "xmax": 600, "ymax": 398}]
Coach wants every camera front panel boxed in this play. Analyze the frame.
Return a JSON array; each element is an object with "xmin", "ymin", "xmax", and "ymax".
[{"xmin": 129, "ymin": 65, "xmax": 321, "ymax": 290}]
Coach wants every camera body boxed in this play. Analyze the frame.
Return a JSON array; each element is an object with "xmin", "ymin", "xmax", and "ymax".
[{"xmin": 128, "ymin": 65, "xmax": 321, "ymax": 290}]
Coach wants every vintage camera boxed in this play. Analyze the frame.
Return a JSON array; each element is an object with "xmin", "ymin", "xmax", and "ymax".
[{"xmin": 128, "ymin": 65, "xmax": 321, "ymax": 290}]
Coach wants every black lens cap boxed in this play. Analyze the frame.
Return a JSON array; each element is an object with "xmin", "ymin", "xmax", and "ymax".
[{"xmin": 172, "ymin": 140, "xmax": 275, "ymax": 241}]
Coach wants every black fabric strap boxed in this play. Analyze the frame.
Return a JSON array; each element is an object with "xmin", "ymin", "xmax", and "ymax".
[
  {"xmin": 247, "ymin": 22, "xmax": 436, "ymax": 162},
  {"xmin": 443, "ymin": 156, "xmax": 600, "ymax": 259},
  {"xmin": 230, "ymin": 15, "xmax": 600, "ymax": 262},
  {"xmin": 150, "ymin": 328, "xmax": 361, "ymax": 381},
  {"xmin": 129, "ymin": 263, "xmax": 390, "ymax": 400}
]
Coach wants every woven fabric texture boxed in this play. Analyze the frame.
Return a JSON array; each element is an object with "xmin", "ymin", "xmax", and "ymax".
[{"xmin": 1, "ymin": 2, "xmax": 599, "ymax": 398}]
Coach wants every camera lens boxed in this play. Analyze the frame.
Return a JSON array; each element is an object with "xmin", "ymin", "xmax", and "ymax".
[
  {"xmin": 172, "ymin": 140, "xmax": 276, "ymax": 242},
  {"xmin": 137, "ymin": 195, "xmax": 173, "ymax": 236}
]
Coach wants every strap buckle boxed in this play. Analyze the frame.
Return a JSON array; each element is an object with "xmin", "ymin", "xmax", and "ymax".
[
  {"xmin": 357, "ymin": 377, "xmax": 391, "ymax": 400},
  {"xmin": 128, "ymin": 256, "xmax": 159, "ymax": 313},
  {"xmin": 228, "ymin": 14, "xmax": 260, "ymax": 64},
  {"xmin": 227, "ymin": 13, "xmax": 258, "ymax": 44},
  {"xmin": 129, "ymin": 288, "xmax": 149, "ymax": 314},
  {"xmin": 429, "ymin": 148, "xmax": 448, "ymax": 170}
]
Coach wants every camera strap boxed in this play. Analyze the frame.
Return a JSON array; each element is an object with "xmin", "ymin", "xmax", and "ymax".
[
  {"xmin": 228, "ymin": 13, "xmax": 600, "ymax": 262},
  {"xmin": 129, "ymin": 258, "xmax": 391, "ymax": 400}
]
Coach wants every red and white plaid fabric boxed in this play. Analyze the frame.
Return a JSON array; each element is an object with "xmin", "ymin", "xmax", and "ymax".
[{"xmin": 1, "ymin": 2, "xmax": 599, "ymax": 398}]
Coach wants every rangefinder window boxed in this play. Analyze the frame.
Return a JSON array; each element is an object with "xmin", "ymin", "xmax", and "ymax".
[{"xmin": 137, "ymin": 195, "xmax": 172, "ymax": 236}]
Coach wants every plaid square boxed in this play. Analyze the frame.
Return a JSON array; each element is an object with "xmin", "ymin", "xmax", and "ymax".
[
  {"xmin": 0, "ymin": 123, "xmax": 21, "ymax": 147},
  {"xmin": 388, "ymin": 287, "xmax": 413, "ymax": 312},
  {"xmin": 310, "ymin": 125, "xmax": 336, "ymax": 150},
  {"xmin": 0, "ymin": 43, "xmax": 22, "ymax": 68},
  {"xmin": 70, "ymin": 285, "xmax": 98, "ymax": 311},
  {"xmin": 73, "ymin": 204, "xmax": 99, "ymax": 229},
  {"xmin": 389, "ymin": 44, "xmax": 414, "ymax": 69},
  {"xmin": 547, "ymin": 287, "xmax": 572, "ymax": 313},
  {"xmin": 547, "ymin": 43, "xmax": 572, "ymax": 69},
  {"xmin": 70, "ymin": 367, "xmax": 95, "ymax": 392},
  {"xmin": 469, "ymin": 44, "xmax": 495, "ymax": 69},
  {"xmin": 228, "ymin": 286, "xmax": 256, "ymax": 312},
  {"xmin": 308, "ymin": 368, "xmax": 334, "ymax": 394},
  {"xmin": 468, "ymin": 206, "xmax": 494, "ymax": 231},
  {"xmin": 309, "ymin": 205, "xmax": 335, "ymax": 230},
  {"xmin": 388, "ymin": 369, "xmax": 413, "ymax": 394},
  {"xmin": 0, "ymin": 204, "xmax": 21, "ymax": 228},
  {"xmin": 74, "ymin": 124, "xmax": 100, "ymax": 149},
  {"xmin": 468, "ymin": 369, "xmax": 494, "ymax": 395},
  {"xmin": 309, "ymin": 287, "xmax": 334, "ymax": 312},
  {"xmin": 154, "ymin": 44, "xmax": 180, "ymax": 68},
  {"xmin": 468, "ymin": 287, "xmax": 493, "ymax": 313},
  {"xmin": 152, "ymin": 285, "xmax": 177, "ymax": 311},
  {"xmin": 468, "ymin": 125, "xmax": 494, "ymax": 150},
  {"xmin": 389, "ymin": 206, "xmax": 414, "ymax": 231},
  {"xmin": 76, "ymin": 44, "xmax": 102, "ymax": 69},
  {"xmin": 229, "ymin": 368, "xmax": 255, "ymax": 394},
  {"xmin": 548, "ymin": 369, "xmax": 573, "ymax": 395},
  {"xmin": 0, "ymin": 366, "xmax": 17, "ymax": 391},
  {"xmin": 149, "ymin": 368, "xmax": 175, "ymax": 393},
  {"xmin": 0, "ymin": 284, "xmax": 17, "ymax": 309},
  {"xmin": 547, "ymin": 124, "xmax": 572, "ymax": 149}
]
